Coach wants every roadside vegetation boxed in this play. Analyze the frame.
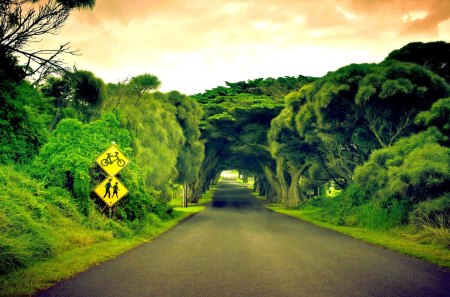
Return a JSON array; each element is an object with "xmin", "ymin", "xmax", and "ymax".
[
  {"xmin": 1, "ymin": 1, "xmax": 208, "ymax": 294},
  {"xmin": 0, "ymin": 1, "xmax": 449, "ymax": 293},
  {"xmin": 265, "ymin": 203, "xmax": 449, "ymax": 268},
  {"xmin": 0, "ymin": 164, "xmax": 213, "ymax": 296},
  {"xmin": 194, "ymin": 41, "xmax": 450, "ymax": 267}
]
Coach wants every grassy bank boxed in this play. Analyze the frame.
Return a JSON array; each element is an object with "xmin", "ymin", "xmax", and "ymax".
[
  {"xmin": 0, "ymin": 209, "xmax": 199, "ymax": 297},
  {"xmin": 0, "ymin": 166, "xmax": 215, "ymax": 297},
  {"xmin": 265, "ymin": 204, "xmax": 450, "ymax": 269}
]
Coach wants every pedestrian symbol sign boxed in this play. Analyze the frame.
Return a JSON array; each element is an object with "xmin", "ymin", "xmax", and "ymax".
[
  {"xmin": 96, "ymin": 144, "xmax": 130, "ymax": 176},
  {"xmin": 94, "ymin": 176, "xmax": 129, "ymax": 207}
]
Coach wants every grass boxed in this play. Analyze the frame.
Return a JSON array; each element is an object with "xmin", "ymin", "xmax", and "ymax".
[
  {"xmin": 265, "ymin": 203, "xmax": 450, "ymax": 269},
  {"xmin": 0, "ymin": 166, "xmax": 216, "ymax": 297},
  {"xmin": 0, "ymin": 207, "xmax": 206, "ymax": 297},
  {"xmin": 169, "ymin": 185, "xmax": 217, "ymax": 208}
]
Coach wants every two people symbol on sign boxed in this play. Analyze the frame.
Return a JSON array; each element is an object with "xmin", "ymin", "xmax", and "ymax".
[{"xmin": 103, "ymin": 178, "xmax": 119, "ymax": 199}]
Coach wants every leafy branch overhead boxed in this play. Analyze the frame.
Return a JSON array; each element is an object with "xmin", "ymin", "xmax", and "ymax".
[{"xmin": 0, "ymin": 0, "xmax": 95, "ymax": 81}]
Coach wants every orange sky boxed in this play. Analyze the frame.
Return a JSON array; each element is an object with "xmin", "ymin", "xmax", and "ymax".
[{"xmin": 37, "ymin": 0, "xmax": 450, "ymax": 94}]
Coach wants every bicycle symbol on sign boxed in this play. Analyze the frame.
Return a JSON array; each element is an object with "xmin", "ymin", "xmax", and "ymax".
[{"xmin": 100, "ymin": 152, "xmax": 126, "ymax": 167}]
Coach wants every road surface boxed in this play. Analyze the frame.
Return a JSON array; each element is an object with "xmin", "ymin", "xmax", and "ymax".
[{"xmin": 37, "ymin": 180, "xmax": 450, "ymax": 297}]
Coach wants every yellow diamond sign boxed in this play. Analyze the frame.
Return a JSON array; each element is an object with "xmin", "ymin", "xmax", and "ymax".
[
  {"xmin": 96, "ymin": 144, "xmax": 130, "ymax": 176},
  {"xmin": 94, "ymin": 176, "xmax": 129, "ymax": 207}
]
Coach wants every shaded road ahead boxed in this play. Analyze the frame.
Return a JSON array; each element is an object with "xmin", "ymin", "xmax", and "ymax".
[{"xmin": 38, "ymin": 180, "xmax": 450, "ymax": 297}]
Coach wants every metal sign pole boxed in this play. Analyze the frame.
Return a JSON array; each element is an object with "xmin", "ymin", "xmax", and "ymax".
[{"xmin": 183, "ymin": 181, "xmax": 188, "ymax": 208}]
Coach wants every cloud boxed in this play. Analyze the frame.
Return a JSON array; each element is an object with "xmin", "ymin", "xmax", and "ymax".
[
  {"xmin": 31, "ymin": 0, "xmax": 450, "ymax": 94},
  {"xmin": 337, "ymin": 0, "xmax": 450, "ymax": 36}
]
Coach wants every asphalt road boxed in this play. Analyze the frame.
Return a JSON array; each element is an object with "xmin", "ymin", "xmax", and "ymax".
[{"xmin": 37, "ymin": 180, "xmax": 450, "ymax": 297}]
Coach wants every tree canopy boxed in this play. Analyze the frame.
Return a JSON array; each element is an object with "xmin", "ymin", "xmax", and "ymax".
[
  {"xmin": 192, "ymin": 75, "xmax": 315, "ymax": 202},
  {"xmin": 1, "ymin": 32, "xmax": 450, "ymax": 278},
  {"xmin": 385, "ymin": 41, "xmax": 450, "ymax": 84}
]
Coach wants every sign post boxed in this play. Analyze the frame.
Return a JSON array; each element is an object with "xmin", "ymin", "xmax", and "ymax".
[{"xmin": 94, "ymin": 143, "xmax": 130, "ymax": 210}]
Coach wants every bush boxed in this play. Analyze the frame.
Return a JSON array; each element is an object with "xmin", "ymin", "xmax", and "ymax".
[
  {"xmin": 354, "ymin": 128, "xmax": 449, "ymax": 204},
  {"xmin": 358, "ymin": 199, "xmax": 408, "ymax": 230},
  {"xmin": 299, "ymin": 185, "xmax": 364, "ymax": 226},
  {"xmin": 32, "ymin": 113, "xmax": 132, "ymax": 214},
  {"xmin": 410, "ymin": 194, "xmax": 450, "ymax": 228},
  {"xmin": 0, "ymin": 81, "xmax": 50, "ymax": 164}
]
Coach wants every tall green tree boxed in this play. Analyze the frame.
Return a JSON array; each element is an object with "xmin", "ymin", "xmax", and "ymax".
[
  {"xmin": 41, "ymin": 69, "xmax": 105, "ymax": 127},
  {"xmin": 385, "ymin": 41, "xmax": 450, "ymax": 84},
  {"xmin": 128, "ymin": 74, "xmax": 161, "ymax": 97},
  {"xmin": 103, "ymin": 75, "xmax": 185, "ymax": 201},
  {"xmin": 293, "ymin": 61, "xmax": 449, "ymax": 188},
  {"xmin": 166, "ymin": 91, "xmax": 204, "ymax": 205}
]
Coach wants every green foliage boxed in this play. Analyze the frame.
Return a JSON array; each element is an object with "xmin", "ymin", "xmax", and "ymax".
[
  {"xmin": 32, "ymin": 113, "xmax": 131, "ymax": 214},
  {"xmin": 71, "ymin": 70, "xmax": 105, "ymax": 104},
  {"xmin": 354, "ymin": 128, "xmax": 449, "ymax": 203},
  {"xmin": 0, "ymin": 165, "xmax": 123, "ymax": 274},
  {"xmin": 297, "ymin": 184, "xmax": 408, "ymax": 230},
  {"xmin": 385, "ymin": 41, "xmax": 450, "ymax": 84},
  {"xmin": 408, "ymin": 194, "xmax": 450, "ymax": 247},
  {"xmin": 194, "ymin": 78, "xmax": 300, "ymax": 171},
  {"xmin": 410, "ymin": 194, "xmax": 450, "ymax": 228},
  {"xmin": 388, "ymin": 143, "xmax": 449, "ymax": 200},
  {"xmin": 0, "ymin": 51, "xmax": 51, "ymax": 164},
  {"xmin": 192, "ymin": 76, "xmax": 315, "ymax": 202},
  {"xmin": 415, "ymin": 97, "xmax": 450, "ymax": 143},
  {"xmin": 41, "ymin": 69, "xmax": 106, "ymax": 126},
  {"xmin": 103, "ymin": 79, "xmax": 186, "ymax": 201},
  {"xmin": 222, "ymin": 76, "xmax": 316, "ymax": 99},
  {"xmin": 290, "ymin": 60, "xmax": 450, "ymax": 190},
  {"xmin": 358, "ymin": 200, "xmax": 408, "ymax": 230},
  {"xmin": 297, "ymin": 193, "xmax": 356, "ymax": 226},
  {"xmin": 167, "ymin": 91, "xmax": 205, "ymax": 185},
  {"xmin": 128, "ymin": 73, "xmax": 161, "ymax": 96}
]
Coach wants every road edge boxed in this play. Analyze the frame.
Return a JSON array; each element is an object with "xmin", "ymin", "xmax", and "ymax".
[
  {"xmin": 262, "ymin": 202, "xmax": 449, "ymax": 270},
  {"xmin": 0, "ymin": 195, "xmax": 214, "ymax": 297}
]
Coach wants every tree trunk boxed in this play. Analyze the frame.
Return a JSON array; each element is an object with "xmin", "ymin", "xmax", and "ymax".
[
  {"xmin": 182, "ymin": 181, "xmax": 188, "ymax": 208},
  {"xmin": 285, "ymin": 166, "xmax": 302, "ymax": 207},
  {"xmin": 262, "ymin": 164, "xmax": 282, "ymax": 203},
  {"xmin": 275, "ymin": 157, "xmax": 289, "ymax": 205},
  {"xmin": 265, "ymin": 182, "xmax": 279, "ymax": 203},
  {"xmin": 189, "ymin": 151, "xmax": 219, "ymax": 203}
]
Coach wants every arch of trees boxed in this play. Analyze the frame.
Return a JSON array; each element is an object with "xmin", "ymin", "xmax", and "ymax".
[
  {"xmin": 4, "ymin": 0, "xmax": 449, "ymax": 277},
  {"xmin": 189, "ymin": 76, "xmax": 316, "ymax": 203},
  {"xmin": 1, "ymin": 0, "xmax": 448, "ymax": 234},
  {"xmin": 190, "ymin": 42, "xmax": 450, "ymax": 229}
]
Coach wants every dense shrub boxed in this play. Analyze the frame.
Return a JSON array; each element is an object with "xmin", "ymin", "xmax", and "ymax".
[
  {"xmin": 410, "ymin": 194, "xmax": 450, "ymax": 228},
  {"xmin": 0, "ymin": 80, "xmax": 51, "ymax": 164},
  {"xmin": 32, "ymin": 114, "xmax": 131, "ymax": 214},
  {"xmin": 31, "ymin": 113, "xmax": 175, "ymax": 222},
  {"xmin": 298, "ymin": 185, "xmax": 364, "ymax": 226},
  {"xmin": 354, "ymin": 127, "xmax": 449, "ymax": 203},
  {"xmin": 358, "ymin": 199, "xmax": 409, "ymax": 230}
]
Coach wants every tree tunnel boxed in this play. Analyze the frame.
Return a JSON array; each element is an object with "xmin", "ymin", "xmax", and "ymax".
[
  {"xmin": 188, "ymin": 76, "xmax": 317, "ymax": 207},
  {"xmin": 189, "ymin": 57, "xmax": 450, "ymax": 208}
]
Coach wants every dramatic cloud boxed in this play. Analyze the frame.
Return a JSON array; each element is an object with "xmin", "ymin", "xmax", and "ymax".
[{"xmin": 35, "ymin": 0, "xmax": 450, "ymax": 94}]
